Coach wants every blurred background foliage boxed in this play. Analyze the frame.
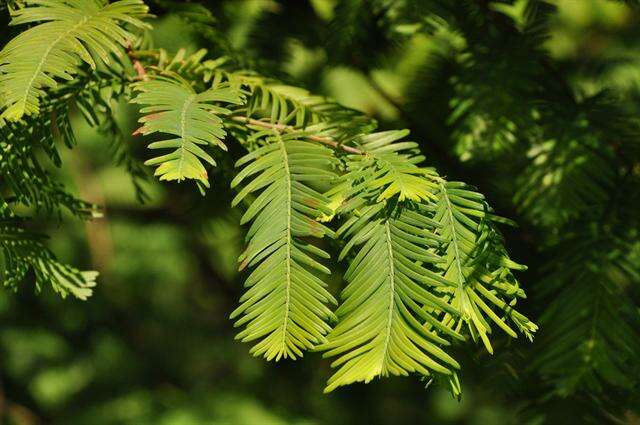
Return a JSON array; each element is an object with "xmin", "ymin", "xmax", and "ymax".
[{"xmin": 1, "ymin": 0, "xmax": 640, "ymax": 424}]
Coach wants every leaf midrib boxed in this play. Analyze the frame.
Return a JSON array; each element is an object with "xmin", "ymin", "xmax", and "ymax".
[
  {"xmin": 380, "ymin": 222, "xmax": 396, "ymax": 372},
  {"xmin": 177, "ymin": 94, "xmax": 196, "ymax": 179},
  {"xmin": 16, "ymin": 15, "xmax": 93, "ymax": 117},
  {"xmin": 440, "ymin": 183, "xmax": 466, "ymax": 287},
  {"xmin": 278, "ymin": 137, "xmax": 292, "ymax": 355}
]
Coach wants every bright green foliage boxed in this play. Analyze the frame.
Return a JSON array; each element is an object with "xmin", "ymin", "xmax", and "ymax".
[
  {"xmin": 0, "ymin": 0, "xmax": 149, "ymax": 121},
  {"xmin": 2, "ymin": 0, "xmax": 640, "ymax": 422},
  {"xmin": 322, "ymin": 204, "xmax": 461, "ymax": 393},
  {"xmin": 434, "ymin": 182, "xmax": 537, "ymax": 353},
  {"xmin": 216, "ymin": 77, "xmax": 532, "ymax": 389},
  {"xmin": 319, "ymin": 128, "xmax": 533, "ymax": 392},
  {"xmin": 320, "ymin": 128, "xmax": 456, "ymax": 392},
  {"xmin": 0, "ymin": 215, "xmax": 97, "ymax": 299},
  {"xmin": 131, "ymin": 75, "xmax": 243, "ymax": 189},
  {"xmin": 0, "ymin": 0, "xmax": 148, "ymax": 299},
  {"xmin": 229, "ymin": 132, "xmax": 338, "ymax": 361},
  {"xmin": 222, "ymin": 71, "xmax": 375, "ymax": 141},
  {"xmin": 336, "ymin": 130, "xmax": 438, "ymax": 204},
  {"xmin": 0, "ymin": 0, "xmax": 539, "ymax": 402},
  {"xmin": 240, "ymin": 76, "xmax": 369, "ymax": 130}
]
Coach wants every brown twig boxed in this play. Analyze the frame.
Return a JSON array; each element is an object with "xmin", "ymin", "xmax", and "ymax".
[
  {"xmin": 132, "ymin": 60, "xmax": 148, "ymax": 80},
  {"xmin": 123, "ymin": 49, "xmax": 363, "ymax": 154},
  {"xmin": 231, "ymin": 116, "xmax": 365, "ymax": 155},
  {"xmin": 125, "ymin": 44, "xmax": 149, "ymax": 81}
]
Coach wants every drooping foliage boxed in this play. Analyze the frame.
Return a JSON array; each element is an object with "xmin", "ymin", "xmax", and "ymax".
[
  {"xmin": 0, "ymin": 207, "xmax": 97, "ymax": 299},
  {"xmin": 0, "ymin": 0, "xmax": 533, "ymax": 397},
  {"xmin": 2, "ymin": 0, "xmax": 639, "ymax": 422},
  {"xmin": 230, "ymin": 132, "xmax": 338, "ymax": 361}
]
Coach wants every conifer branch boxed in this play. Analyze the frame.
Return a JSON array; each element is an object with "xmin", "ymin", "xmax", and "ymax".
[{"xmin": 230, "ymin": 116, "xmax": 365, "ymax": 155}]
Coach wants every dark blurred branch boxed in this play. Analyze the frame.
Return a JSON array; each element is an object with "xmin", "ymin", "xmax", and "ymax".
[
  {"xmin": 0, "ymin": 377, "xmax": 45, "ymax": 425},
  {"xmin": 69, "ymin": 149, "xmax": 114, "ymax": 273},
  {"xmin": 362, "ymin": 72, "xmax": 468, "ymax": 179},
  {"xmin": 103, "ymin": 203, "xmax": 237, "ymax": 299}
]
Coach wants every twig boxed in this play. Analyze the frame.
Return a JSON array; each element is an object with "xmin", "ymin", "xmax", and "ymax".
[
  {"xmin": 69, "ymin": 148, "xmax": 113, "ymax": 273},
  {"xmin": 125, "ymin": 44, "xmax": 149, "ymax": 81},
  {"xmin": 132, "ymin": 60, "xmax": 148, "ymax": 80},
  {"xmin": 123, "ymin": 49, "xmax": 363, "ymax": 154},
  {"xmin": 364, "ymin": 73, "xmax": 466, "ymax": 178},
  {"xmin": 231, "ymin": 116, "xmax": 365, "ymax": 155},
  {"xmin": 365, "ymin": 73, "xmax": 406, "ymax": 116}
]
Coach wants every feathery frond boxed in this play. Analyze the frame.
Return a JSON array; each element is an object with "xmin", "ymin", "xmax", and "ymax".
[
  {"xmin": 132, "ymin": 49, "xmax": 374, "ymax": 140},
  {"xmin": 331, "ymin": 130, "xmax": 438, "ymax": 209},
  {"xmin": 433, "ymin": 181, "xmax": 537, "ymax": 353},
  {"xmin": 0, "ymin": 0, "xmax": 149, "ymax": 120},
  {"xmin": 322, "ymin": 204, "xmax": 461, "ymax": 393},
  {"xmin": 0, "ymin": 214, "xmax": 97, "ymax": 299},
  {"xmin": 230, "ymin": 132, "xmax": 338, "ymax": 361},
  {"xmin": 0, "ymin": 0, "xmax": 560, "ymax": 404},
  {"xmin": 533, "ymin": 230, "xmax": 640, "ymax": 396},
  {"xmin": 515, "ymin": 137, "xmax": 615, "ymax": 227},
  {"xmin": 228, "ymin": 72, "xmax": 375, "ymax": 136},
  {"xmin": 0, "ymin": 111, "xmax": 95, "ymax": 219},
  {"xmin": 319, "ymin": 128, "xmax": 534, "ymax": 391},
  {"xmin": 131, "ymin": 75, "xmax": 243, "ymax": 189},
  {"xmin": 514, "ymin": 90, "xmax": 622, "ymax": 228},
  {"xmin": 321, "ymin": 129, "xmax": 464, "ymax": 392}
]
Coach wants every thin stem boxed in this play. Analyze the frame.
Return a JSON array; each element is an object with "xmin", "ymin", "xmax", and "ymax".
[
  {"xmin": 230, "ymin": 116, "xmax": 365, "ymax": 155},
  {"xmin": 365, "ymin": 73, "xmax": 406, "ymax": 116},
  {"xmin": 125, "ymin": 51, "xmax": 364, "ymax": 155},
  {"xmin": 276, "ymin": 134, "xmax": 293, "ymax": 358},
  {"xmin": 126, "ymin": 44, "xmax": 149, "ymax": 81}
]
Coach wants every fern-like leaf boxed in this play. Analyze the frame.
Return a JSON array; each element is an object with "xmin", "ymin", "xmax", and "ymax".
[
  {"xmin": 224, "ymin": 72, "xmax": 375, "ymax": 137},
  {"xmin": 434, "ymin": 181, "xmax": 537, "ymax": 353},
  {"xmin": 0, "ymin": 215, "xmax": 97, "ymax": 299},
  {"xmin": 321, "ymin": 129, "xmax": 463, "ymax": 392},
  {"xmin": 330, "ymin": 130, "xmax": 439, "ymax": 209},
  {"xmin": 0, "ymin": 0, "xmax": 149, "ymax": 120},
  {"xmin": 230, "ymin": 132, "xmax": 338, "ymax": 361},
  {"xmin": 131, "ymin": 75, "xmax": 243, "ymax": 188},
  {"xmin": 322, "ymin": 204, "xmax": 461, "ymax": 392},
  {"xmin": 515, "ymin": 137, "xmax": 615, "ymax": 227},
  {"xmin": 533, "ymin": 231, "xmax": 640, "ymax": 396},
  {"xmin": 0, "ymin": 111, "xmax": 96, "ymax": 219}
]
